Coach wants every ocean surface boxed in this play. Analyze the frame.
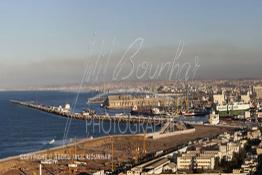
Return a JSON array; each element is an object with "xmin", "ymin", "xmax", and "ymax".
[{"xmin": 0, "ymin": 91, "xmax": 207, "ymax": 159}]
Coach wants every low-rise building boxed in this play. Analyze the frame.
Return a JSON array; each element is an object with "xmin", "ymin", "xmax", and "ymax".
[
  {"xmin": 247, "ymin": 127, "xmax": 261, "ymax": 140},
  {"xmin": 241, "ymin": 154, "xmax": 258, "ymax": 175},
  {"xmin": 162, "ymin": 162, "xmax": 177, "ymax": 173},
  {"xmin": 213, "ymin": 93, "xmax": 225, "ymax": 105},
  {"xmin": 219, "ymin": 142, "xmax": 240, "ymax": 161},
  {"xmin": 254, "ymin": 86, "xmax": 262, "ymax": 100},
  {"xmin": 241, "ymin": 92, "xmax": 250, "ymax": 104},
  {"xmin": 127, "ymin": 158, "xmax": 170, "ymax": 175},
  {"xmin": 208, "ymin": 112, "xmax": 219, "ymax": 125},
  {"xmin": 177, "ymin": 150, "xmax": 216, "ymax": 170},
  {"xmin": 256, "ymin": 142, "xmax": 262, "ymax": 155}
]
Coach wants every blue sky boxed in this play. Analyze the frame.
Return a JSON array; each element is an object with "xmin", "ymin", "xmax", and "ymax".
[{"xmin": 0, "ymin": 0, "xmax": 261, "ymax": 88}]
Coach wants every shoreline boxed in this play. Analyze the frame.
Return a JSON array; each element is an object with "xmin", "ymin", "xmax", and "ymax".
[
  {"xmin": 0, "ymin": 123, "xmax": 239, "ymax": 163},
  {"xmin": 0, "ymin": 134, "xmax": 135, "ymax": 163},
  {"xmin": 0, "ymin": 125, "xmax": 234, "ymax": 174}
]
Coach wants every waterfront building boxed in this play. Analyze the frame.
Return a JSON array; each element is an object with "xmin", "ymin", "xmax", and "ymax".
[
  {"xmin": 105, "ymin": 95, "xmax": 173, "ymax": 109},
  {"xmin": 208, "ymin": 112, "xmax": 219, "ymax": 125}
]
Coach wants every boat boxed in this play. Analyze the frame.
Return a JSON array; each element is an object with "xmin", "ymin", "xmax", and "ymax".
[
  {"xmin": 130, "ymin": 105, "xmax": 163, "ymax": 116},
  {"xmin": 181, "ymin": 109, "xmax": 210, "ymax": 117}
]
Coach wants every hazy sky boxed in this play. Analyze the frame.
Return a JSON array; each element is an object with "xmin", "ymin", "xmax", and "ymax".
[{"xmin": 0, "ymin": 0, "xmax": 261, "ymax": 88}]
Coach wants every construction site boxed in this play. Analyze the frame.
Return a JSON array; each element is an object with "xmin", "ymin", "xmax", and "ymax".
[{"xmin": 0, "ymin": 125, "xmax": 233, "ymax": 175}]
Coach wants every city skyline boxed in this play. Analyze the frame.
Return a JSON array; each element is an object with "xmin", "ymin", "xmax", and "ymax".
[{"xmin": 0, "ymin": 0, "xmax": 261, "ymax": 88}]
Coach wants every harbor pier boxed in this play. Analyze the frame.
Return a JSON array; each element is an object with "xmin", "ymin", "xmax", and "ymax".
[{"xmin": 10, "ymin": 100, "xmax": 170, "ymax": 124}]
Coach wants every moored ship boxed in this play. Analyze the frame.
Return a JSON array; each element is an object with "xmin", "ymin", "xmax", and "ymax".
[
  {"xmin": 181, "ymin": 108, "xmax": 210, "ymax": 117},
  {"xmin": 216, "ymin": 102, "xmax": 250, "ymax": 112}
]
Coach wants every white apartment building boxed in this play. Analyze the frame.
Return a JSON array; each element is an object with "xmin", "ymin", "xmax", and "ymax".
[{"xmin": 177, "ymin": 151, "xmax": 216, "ymax": 170}]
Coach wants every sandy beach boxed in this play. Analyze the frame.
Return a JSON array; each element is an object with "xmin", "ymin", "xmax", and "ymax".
[{"xmin": 0, "ymin": 125, "xmax": 233, "ymax": 175}]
